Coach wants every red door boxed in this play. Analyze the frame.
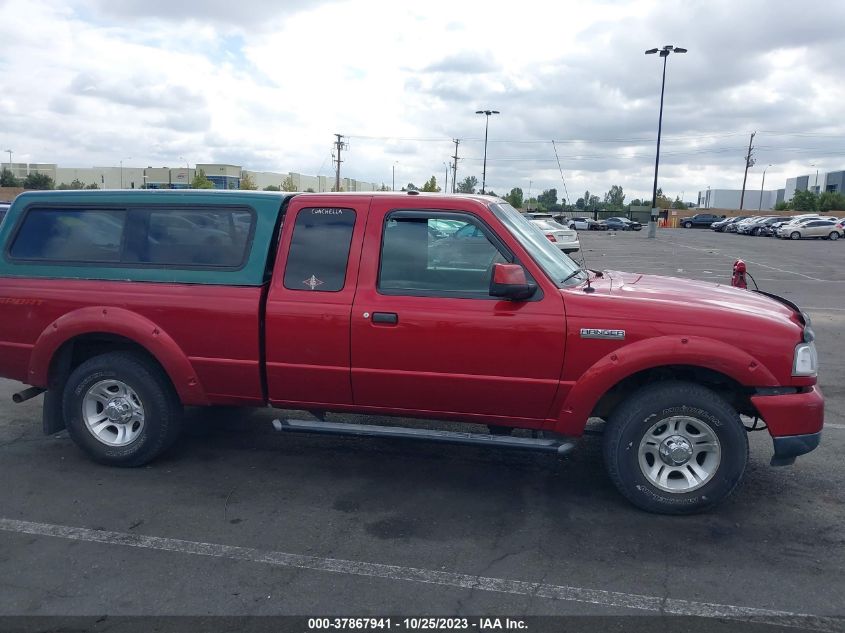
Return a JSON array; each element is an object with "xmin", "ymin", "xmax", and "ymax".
[
  {"xmin": 350, "ymin": 199, "xmax": 566, "ymax": 428},
  {"xmin": 265, "ymin": 196, "xmax": 369, "ymax": 408}
]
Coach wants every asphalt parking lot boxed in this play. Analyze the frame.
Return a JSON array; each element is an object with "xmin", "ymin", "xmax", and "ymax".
[{"xmin": 0, "ymin": 227, "xmax": 843, "ymax": 630}]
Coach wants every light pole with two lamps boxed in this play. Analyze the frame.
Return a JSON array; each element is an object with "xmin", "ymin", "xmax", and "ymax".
[
  {"xmin": 475, "ymin": 109, "xmax": 499, "ymax": 194},
  {"xmin": 645, "ymin": 45, "xmax": 687, "ymax": 237}
]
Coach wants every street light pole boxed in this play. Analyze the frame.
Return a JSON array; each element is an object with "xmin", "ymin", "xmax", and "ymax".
[
  {"xmin": 392, "ymin": 161, "xmax": 398, "ymax": 192},
  {"xmin": 645, "ymin": 45, "xmax": 686, "ymax": 238},
  {"xmin": 758, "ymin": 164, "xmax": 772, "ymax": 211},
  {"xmin": 4, "ymin": 149, "xmax": 11, "ymax": 173},
  {"xmin": 475, "ymin": 109, "xmax": 499, "ymax": 194},
  {"xmin": 811, "ymin": 164, "xmax": 819, "ymax": 193},
  {"xmin": 180, "ymin": 156, "xmax": 189, "ymax": 188},
  {"xmin": 443, "ymin": 161, "xmax": 449, "ymax": 193}
]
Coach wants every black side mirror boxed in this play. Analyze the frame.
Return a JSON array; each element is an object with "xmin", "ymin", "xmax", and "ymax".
[{"xmin": 490, "ymin": 263, "xmax": 536, "ymax": 301}]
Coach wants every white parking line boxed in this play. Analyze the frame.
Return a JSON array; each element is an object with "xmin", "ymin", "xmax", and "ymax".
[
  {"xmin": 0, "ymin": 518, "xmax": 840, "ymax": 631},
  {"xmin": 658, "ymin": 239, "xmax": 845, "ymax": 282},
  {"xmin": 825, "ymin": 423, "xmax": 845, "ymax": 430}
]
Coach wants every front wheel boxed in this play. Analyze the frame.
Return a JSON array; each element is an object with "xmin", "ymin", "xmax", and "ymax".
[
  {"xmin": 683, "ymin": 222, "xmax": 693, "ymax": 228},
  {"xmin": 602, "ymin": 381, "xmax": 748, "ymax": 514},
  {"xmin": 790, "ymin": 231, "xmax": 801, "ymax": 240},
  {"xmin": 63, "ymin": 352, "xmax": 183, "ymax": 466}
]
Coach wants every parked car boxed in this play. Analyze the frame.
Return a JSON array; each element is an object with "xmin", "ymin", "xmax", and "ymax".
[
  {"xmin": 740, "ymin": 217, "xmax": 784, "ymax": 236},
  {"xmin": 604, "ymin": 217, "xmax": 642, "ymax": 231},
  {"xmin": 568, "ymin": 217, "xmax": 607, "ymax": 231},
  {"xmin": 725, "ymin": 217, "xmax": 754, "ymax": 233},
  {"xmin": 530, "ymin": 219, "xmax": 579, "ymax": 253},
  {"xmin": 778, "ymin": 218, "xmax": 842, "ymax": 240},
  {"xmin": 681, "ymin": 213, "xmax": 722, "ymax": 228},
  {"xmin": 711, "ymin": 216, "xmax": 744, "ymax": 232},
  {"xmin": 0, "ymin": 190, "xmax": 823, "ymax": 514},
  {"xmin": 733, "ymin": 216, "xmax": 765, "ymax": 234}
]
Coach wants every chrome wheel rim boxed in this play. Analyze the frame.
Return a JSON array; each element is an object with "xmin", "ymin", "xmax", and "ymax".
[
  {"xmin": 82, "ymin": 379, "xmax": 145, "ymax": 446},
  {"xmin": 638, "ymin": 415, "xmax": 721, "ymax": 493}
]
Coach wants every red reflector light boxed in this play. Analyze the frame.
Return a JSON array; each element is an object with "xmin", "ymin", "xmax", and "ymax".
[{"xmin": 545, "ymin": 234, "xmax": 557, "ymax": 242}]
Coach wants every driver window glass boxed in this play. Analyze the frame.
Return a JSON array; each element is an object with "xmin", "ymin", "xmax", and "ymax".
[{"xmin": 378, "ymin": 214, "xmax": 509, "ymax": 297}]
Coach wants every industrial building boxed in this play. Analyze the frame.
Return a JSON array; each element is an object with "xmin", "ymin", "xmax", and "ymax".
[
  {"xmin": 1, "ymin": 162, "xmax": 380, "ymax": 192},
  {"xmin": 698, "ymin": 168, "xmax": 844, "ymax": 210}
]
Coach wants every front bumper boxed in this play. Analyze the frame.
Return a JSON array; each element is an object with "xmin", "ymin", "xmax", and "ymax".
[{"xmin": 750, "ymin": 385, "xmax": 824, "ymax": 466}]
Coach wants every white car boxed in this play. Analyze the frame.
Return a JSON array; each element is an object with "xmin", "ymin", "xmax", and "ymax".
[{"xmin": 531, "ymin": 220, "xmax": 580, "ymax": 253}]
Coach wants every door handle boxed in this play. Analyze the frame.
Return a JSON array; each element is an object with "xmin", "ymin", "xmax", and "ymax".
[{"xmin": 372, "ymin": 312, "xmax": 399, "ymax": 325}]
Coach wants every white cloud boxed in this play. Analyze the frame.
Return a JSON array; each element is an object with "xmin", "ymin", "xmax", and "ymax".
[{"xmin": 0, "ymin": 0, "xmax": 843, "ymax": 200}]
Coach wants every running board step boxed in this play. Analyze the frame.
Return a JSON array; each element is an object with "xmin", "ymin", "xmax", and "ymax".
[{"xmin": 271, "ymin": 418, "xmax": 575, "ymax": 455}]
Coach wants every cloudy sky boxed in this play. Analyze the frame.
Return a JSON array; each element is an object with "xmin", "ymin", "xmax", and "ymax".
[{"xmin": 1, "ymin": 0, "xmax": 843, "ymax": 202}]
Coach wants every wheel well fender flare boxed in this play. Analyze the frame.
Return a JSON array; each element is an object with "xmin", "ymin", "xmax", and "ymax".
[
  {"xmin": 28, "ymin": 306, "xmax": 208, "ymax": 405},
  {"xmin": 553, "ymin": 335, "xmax": 777, "ymax": 435}
]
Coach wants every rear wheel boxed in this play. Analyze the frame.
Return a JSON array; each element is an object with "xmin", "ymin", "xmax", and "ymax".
[
  {"xmin": 829, "ymin": 232, "xmax": 840, "ymax": 241},
  {"xmin": 683, "ymin": 222, "xmax": 693, "ymax": 228},
  {"xmin": 790, "ymin": 231, "xmax": 801, "ymax": 240},
  {"xmin": 63, "ymin": 352, "xmax": 183, "ymax": 466},
  {"xmin": 603, "ymin": 381, "xmax": 748, "ymax": 514}
]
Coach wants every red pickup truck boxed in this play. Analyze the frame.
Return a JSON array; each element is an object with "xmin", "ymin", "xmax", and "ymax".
[{"xmin": 0, "ymin": 190, "xmax": 823, "ymax": 513}]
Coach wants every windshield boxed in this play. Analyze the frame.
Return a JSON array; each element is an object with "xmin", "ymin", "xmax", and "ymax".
[{"xmin": 490, "ymin": 202, "xmax": 582, "ymax": 286}]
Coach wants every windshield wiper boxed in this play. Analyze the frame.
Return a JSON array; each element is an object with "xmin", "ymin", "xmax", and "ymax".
[{"xmin": 561, "ymin": 268, "xmax": 586, "ymax": 284}]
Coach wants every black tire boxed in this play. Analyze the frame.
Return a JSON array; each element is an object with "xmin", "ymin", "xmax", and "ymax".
[
  {"xmin": 602, "ymin": 381, "xmax": 748, "ymax": 515},
  {"xmin": 683, "ymin": 222, "xmax": 693, "ymax": 228},
  {"xmin": 790, "ymin": 231, "xmax": 801, "ymax": 240},
  {"xmin": 829, "ymin": 232, "xmax": 840, "ymax": 241},
  {"xmin": 62, "ymin": 352, "xmax": 183, "ymax": 467}
]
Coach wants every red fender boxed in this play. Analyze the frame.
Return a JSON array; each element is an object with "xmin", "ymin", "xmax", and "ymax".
[
  {"xmin": 552, "ymin": 335, "xmax": 778, "ymax": 436},
  {"xmin": 27, "ymin": 306, "xmax": 209, "ymax": 405}
]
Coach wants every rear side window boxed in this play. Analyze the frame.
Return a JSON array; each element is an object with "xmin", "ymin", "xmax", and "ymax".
[
  {"xmin": 10, "ymin": 208, "xmax": 126, "ymax": 262},
  {"xmin": 124, "ymin": 208, "xmax": 254, "ymax": 268},
  {"xmin": 283, "ymin": 208, "xmax": 356, "ymax": 292}
]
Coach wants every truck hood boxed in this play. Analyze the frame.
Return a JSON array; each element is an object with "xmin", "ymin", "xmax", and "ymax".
[{"xmin": 598, "ymin": 270, "xmax": 801, "ymax": 327}]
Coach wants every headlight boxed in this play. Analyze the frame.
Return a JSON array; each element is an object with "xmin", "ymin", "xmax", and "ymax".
[{"xmin": 793, "ymin": 342, "xmax": 818, "ymax": 377}]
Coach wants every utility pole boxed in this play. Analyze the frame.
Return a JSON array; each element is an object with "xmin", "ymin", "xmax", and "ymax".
[
  {"xmin": 739, "ymin": 131, "xmax": 756, "ymax": 210},
  {"xmin": 451, "ymin": 139, "xmax": 460, "ymax": 193},
  {"xmin": 333, "ymin": 133, "xmax": 346, "ymax": 192}
]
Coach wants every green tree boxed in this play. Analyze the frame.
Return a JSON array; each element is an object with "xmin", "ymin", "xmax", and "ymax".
[
  {"xmin": 84, "ymin": 183, "xmax": 99, "ymax": 189},
  {"xmin": 487, "ymin": 190, "xmax": 497, "ymax": 197},
  {"xmin": 774, "ymin": 200, "xmax": 790, "ymax": 211},
  {"xmin": 603, "ymin": 185, "xmax": 625, "ymax": 210},
  {"xmin": 819, "ymin": 190, "xmax": 845, "ymax": 212},
  {"xmin": 421, "ymin": 176, "xmax": 440, "ymax": 192},
  {"xmin": 402, "ymin": 182, "xmax": 419, "ymax": 191},
  {"xmin": 504, "ymin": 187, "xmax": 524, "ymax": 208},
  {"xmin": 654, "ymin": 187, "xmax": 671, "ymax": 209},
  {"xmin": 0, "ymin": 168, "xmax": 19, "ymax": 187},
  {"xmin": 791, "ymin": 189, "xmax": 818, "ymax": 212},
  {"xmin": 671, "ymin": 196, "xmax": 688, "ymax": 209},
  {"xmin": 629, "ymin": 198, "xmax": 643, "ymax": 207},
  {"xmin": 575, "ymin": 197, "xmax": 585, "ymax": 210},
  {"xmin": 56, "ymin": 178, "xmax": 86, "ymax": 190},
  {"xmin": 456, "ymin": 176, "xmax": 478, "ymax": 194},
  {"xmin": 263, "ymin": 185, "xmax": 281, "ymax": 191},
  {"xmin": 281, "ymin": 175, "xmax": 297, "ymax": 192},
  {"xmin": 239, "ymin": 173, "xmax": 258, "ymax": 190},
  {"xmin": 23, "ymin": 172, "xmax": 54, "ymax": 190},
  {"xmin": 191, "ymin": 168, "xmax": 214, "ymax": 189},
  {"xmin": 537, "ymin": 188, "xmax": 558, "ymax": 210},
  {"xmin": 378, "ymin": 184, "xmax": 390, "ymax": 191},
  {"xmin": 305, "ymin": 187, "xmax": 316, "ymax": 193},
  {"xmin": 588, "ymin": 194, "xmax": 601, "ymax": 211}
]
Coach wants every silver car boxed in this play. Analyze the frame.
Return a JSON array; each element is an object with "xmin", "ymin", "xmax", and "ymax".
[{"xmin": 778, "ymin": 219, "xmax": 842, "ymax": 241}]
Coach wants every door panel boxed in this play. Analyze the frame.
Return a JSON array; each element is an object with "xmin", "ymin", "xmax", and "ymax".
[
  {"xmin": 351, "ymin": 201, "xmax": 566, "ymax": 424},
  {"xmin": 265, "ymin": 197, "xmax": 369, "ymax": 407}
]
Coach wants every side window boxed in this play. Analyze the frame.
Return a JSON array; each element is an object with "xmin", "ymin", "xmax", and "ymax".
[
  {"xmin": 10, "ymin": 208, "xmax": 126, "ymax": 262},
  {"xmin": 124, "ymin": 208, "xmax": 254, "ymax": 268},
  {"xmin": 378, "ymin": 213, "xmax": 509, "ymax": 297},
  {"xmin": 283, "ymin": 207, "xmax": 356, "ymax": 292}
]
